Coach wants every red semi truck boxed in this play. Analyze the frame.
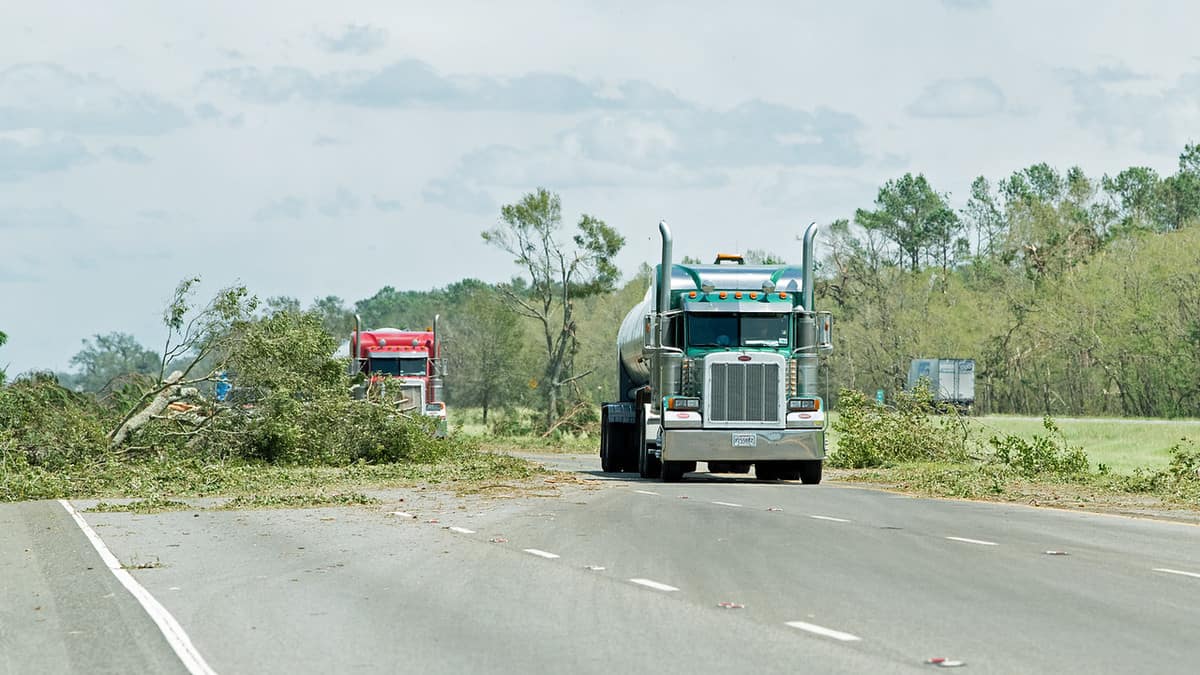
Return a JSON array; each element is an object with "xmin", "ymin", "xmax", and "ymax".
[{"xmin": 350, "ymin": 315, "xmax": 448, "ymax": 434}]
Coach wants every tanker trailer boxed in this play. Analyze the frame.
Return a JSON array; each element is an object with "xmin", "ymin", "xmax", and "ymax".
[{"xmin": 599, "ymin": 222, "xmax": 832, "ymax": 482}]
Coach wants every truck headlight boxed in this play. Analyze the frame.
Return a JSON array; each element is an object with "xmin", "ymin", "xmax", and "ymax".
[
  {"xmin": 787, "ymin": 397, "xmax": 820, "ymax": 412},
  {"xmin": 667, "ymin": 396, "xmax": 701, "ymax": 411}
]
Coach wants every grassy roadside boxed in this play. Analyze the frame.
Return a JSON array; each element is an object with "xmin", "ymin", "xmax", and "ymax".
[{"xmin": 1, "ymin": 449, "xmax": 542, "ymax": 503}]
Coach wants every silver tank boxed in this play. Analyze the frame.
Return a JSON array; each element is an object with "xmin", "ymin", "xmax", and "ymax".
[{"xmin": 617, "ymin": 264, "xmax": 808, "ymax": 387}]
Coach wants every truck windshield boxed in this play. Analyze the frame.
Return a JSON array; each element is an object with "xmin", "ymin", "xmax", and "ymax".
[
  {"xmin": 687, "ymin": 314, "xmax": 789, "ymax": 348},
  {"xmin": 369, "ymin": 356, "xmax": 427, "ymax": 376}
]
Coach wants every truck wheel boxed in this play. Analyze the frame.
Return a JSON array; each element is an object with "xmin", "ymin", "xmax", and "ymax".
[
  {"xmin": 600, "ymin": 408, "xmax": 614, "ymax": 472},
  {"xmin": 798, "ymin": 460, "xmax": 823, "ymax": 485},
  {"xmin": 755, "ymin": 463, "xmax": 778, "ymax": 481},
  {"xmin": 661, "ymin": 461, "xmax": 687, "ymax": 482},
  {"xmin": 776, "ymin": 463, "xmax": 801, "ymax": 481},
  {"xmin": 639, "ymin": 446, "xmax": 662, "ymax": 479}
]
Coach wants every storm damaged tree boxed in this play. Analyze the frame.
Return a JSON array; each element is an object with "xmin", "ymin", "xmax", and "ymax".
[
  {"xmin": 108, "ymin": 278, "xmax": 258, "ymax": 450},
  {"xmin": 0, "ymin": 329, "xmax": 7, "ymax": 385},
  {"xmin": 483, "ymin": 188, "xmax": 624, "ymax": 431}
]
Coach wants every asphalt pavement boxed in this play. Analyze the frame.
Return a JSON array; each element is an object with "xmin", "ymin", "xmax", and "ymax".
[{"xmin": 5, "ymin": 454, "xmax": 1200, "ymax": 674}]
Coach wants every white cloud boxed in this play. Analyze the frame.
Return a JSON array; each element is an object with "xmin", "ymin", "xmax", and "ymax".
[
  {"xmin": 205, "ymin": 59, "xmax": 686, "ymax": 113},
  {"xmin": 254, "ymin": 196, "xmax": 306, "ymax": 222},
  {"xmin": 1061, "ymin": 66, "xmax": 1200, "ymax": 152},
  {"xmin": 907, "ymin": 78, "xmax": 1006, "ymax": 118},
  {"xmin": 0, "ymin": 134, "xmax": 89, "ymax": 181},
  {"xmin": 317, "ymin": 24, "xmax": 389, "ymax": 55},
  {"xmin": 104, "ymin": 145, "xmax": 150, "ymax": 164},
  {"xmin": 0, "ymin": 63, "xmax": 187, "ymax": 135}
]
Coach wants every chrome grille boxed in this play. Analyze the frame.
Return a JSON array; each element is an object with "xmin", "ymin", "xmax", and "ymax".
[
  {"xmin": 396, "ymin": 383, "xmax": 424, "ymax": 412},
  {"xmin": 709, "ymin": 362, "xmax": 780, "ymax": 423}
]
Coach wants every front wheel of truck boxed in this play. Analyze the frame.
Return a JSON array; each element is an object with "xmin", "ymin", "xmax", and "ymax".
[
  {"xmin": 798, "ymin": 460, "xmax": 823, "ymax": 485},
  {"xmin": 661, "ymin": 461, "xmax": 688, "ymax": 482}
]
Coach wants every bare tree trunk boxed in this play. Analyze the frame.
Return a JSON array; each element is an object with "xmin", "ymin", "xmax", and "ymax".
[{"xmin": 108, "ymin": 371, "xmax": 184, "ymax": 449}]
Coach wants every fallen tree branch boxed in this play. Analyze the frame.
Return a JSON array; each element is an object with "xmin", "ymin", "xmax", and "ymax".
[{"xmin": 108, "ymin": 371, "xmax": 184, "ymax": 449}]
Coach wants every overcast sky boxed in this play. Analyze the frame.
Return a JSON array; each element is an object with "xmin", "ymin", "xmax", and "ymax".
[{"xmin": 2, "ymin": 0, "xmax": 1199, "ymax": 374}]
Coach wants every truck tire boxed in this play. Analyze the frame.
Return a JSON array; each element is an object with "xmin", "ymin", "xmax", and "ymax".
[
  {"xmin": 639, "ymin": 445, "xmax": 662, "ymax": 479},
  {"xmin": 634, "ymin": 402, "xmax": 660, "ymax": 479},
  {"xmin": 776, "ymin": 463, "xmax": 801, "ymax": 481},
  {"xmin": 661, "ymin": 461, "xmax": 687, "ymax": 482},
  {"xmin": 600, "ymin": 407, "xmax": 617, "ymax": 473},
  {"xmin": 755, "ymin": 462, "xmax": 778, "ymax": 481},
  {"xmin": 597, "ymin": 408, "xmax": 624, "ymax": 470},
  {"xmin": 798, "ymin": 460, "xmax": 823, "ymax": 485}
]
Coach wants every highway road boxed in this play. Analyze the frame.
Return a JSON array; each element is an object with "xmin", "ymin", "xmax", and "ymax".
[{"xmin": 4, "ymin": 454, "xmax": 1200, "ymax": 674}]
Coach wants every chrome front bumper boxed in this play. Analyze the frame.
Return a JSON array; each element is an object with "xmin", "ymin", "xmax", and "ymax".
[{"xmin": 660, "ymin": 428, "xmax": 825, "ymax": 462}]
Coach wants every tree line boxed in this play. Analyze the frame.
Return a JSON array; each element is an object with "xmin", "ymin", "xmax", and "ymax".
[{"xmin": 16, "ymin": 142, "xmax": 1200, "ymax": 429}]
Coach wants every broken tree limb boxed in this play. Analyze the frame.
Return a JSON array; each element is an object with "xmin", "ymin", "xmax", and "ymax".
[{"xmin": 108, "ymin": 370, "xmax": 184, "ymax": 449}]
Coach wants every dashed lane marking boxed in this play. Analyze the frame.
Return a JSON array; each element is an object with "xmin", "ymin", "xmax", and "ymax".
[
  {"xmin": 59, "ymin": 500, "xmax": 218, "ymax": 675},
  {"xmin": 447, "ymin": 527, "xmax": 475, "ymax": 534},
  {"xmin": 634, "ymin": 490, "xmax": 660, "ymax": 496},
  {"xmin": 711, "ymin": 501, "xmax": 743, "ymax": 508},
  {"xmin": 945, "ymin": 536, "xmax": 998, "ymax": 546},
  {"xmin": 629, "ymin": 578, "xmax": 680, "ymax": 592},
  {"xmin": 809, "ymin": 515, "xmax": 851, "ymax": 523},
  {"xmin": 785, "ymin": 621, "xmax": 862, "ymax": 642},
  {"xmin": 389, "ymin": 511, "xmax": 416, "ymax": 519},
  {"xmin": 523, "ymin": 549, "xmax": 561, "ymax": 559},
  {"xmin": 1153, "ymin": 567, "xmax": 1200, "ymax": 579}
]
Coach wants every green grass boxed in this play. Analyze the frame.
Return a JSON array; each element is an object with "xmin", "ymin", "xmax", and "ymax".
[
  {"xmin": 967, "ymin": 416, "xmax": 1200, "ymax": 475},
  {"xmin": 823, "ymin": 411, "xmax": 1200, "ymax": 475}
]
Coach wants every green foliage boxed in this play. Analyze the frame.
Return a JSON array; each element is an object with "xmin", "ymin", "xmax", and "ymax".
[
  {"xmin": 1109, "ymin": 439, "xmax": 1200, "ymax": 495},
  {"xmin": 483, "ymin": 188, "xmax": 625, "ymax": 430},
  {"xmin": 829, "ymin": 385, "xmax": 973, "ymax": 468},
  {"xmin": 855, "ymin": 173, "xmax": 960, "ymax": 272},
  {"xmin": 987, "ymin": 416, "xmax": 1090, "ymax": 478},
  {"xmin": 0, "ymin": 373, "xmax": 113, "ymax": 471},
  {"xmin": 65, "ymin": 332, "xmax": 160, "ymax": 393}
]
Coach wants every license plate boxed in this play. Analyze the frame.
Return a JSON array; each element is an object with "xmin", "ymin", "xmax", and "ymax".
[{"xmin": 732, "ymin": 433, "xmax": 757, "ymax": 448}]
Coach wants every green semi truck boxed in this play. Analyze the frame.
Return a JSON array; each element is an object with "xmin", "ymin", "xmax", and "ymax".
[{"xmin": 599, "ymin": 222, "xmax": 832, "ymax": 483}]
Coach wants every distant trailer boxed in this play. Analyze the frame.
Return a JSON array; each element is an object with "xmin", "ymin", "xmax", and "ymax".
[{"xmin": 907, "ymin": 358, "xmax": 975, "ymax": 410}]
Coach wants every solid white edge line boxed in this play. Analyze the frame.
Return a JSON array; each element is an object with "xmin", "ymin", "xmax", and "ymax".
[
  {"xmin": 809, "ymin": 515, "xmax": 850, "ymax": 523},
  {"xmin": 633, "ymin": 490, "xmax": 660, "ymax": 496},
  {"xmin": 629, "ymin": 578, "xmax": 679, "ymax": 592},
  {"xmin": 711, "ymin": 501, "xmax": 743, "ymax": 508},
  {"xmin": 1154, "ymin": 567, "xmax": 1200, "ymax": 579},
  {"xmin": 523, "ymin": 548, "xmax": 560, "ymax": 559},
  {"xmin": 785, "ymin": 621, "xmax": 862, "ymax": 642},
  {"xmin": 448, "ymin": 527, "xmax": 475, "ymax": 534},
  {"xmin": 58, "ymin": 499, "xmax": 218, "ymax": 675},
  {"xmin": 945, "ymin": 536, "xmax": 998, "ymax": 546}
]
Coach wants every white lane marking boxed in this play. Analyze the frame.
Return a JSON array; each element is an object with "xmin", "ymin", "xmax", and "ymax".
[
  {"xmin": 945, "ymin": 536, "xmax": 998, "ymax": 546},
  {"xmin": 785, "ymin": 621, "xmax": 862, "ymax": 642},
  {"xmin": 629, "ymin": 578, "xmax": 679, "ymax": 592},
  {"xmin": 1154, "ymin": 567, "xmax": 1200, "ymax": 579},
  {"xmin": 809, "ymin": 515, "xmax": 850, "ymax": 523},
  {"xmin": 447, "ymin": 526, "xmax": 475, "ymax": 534},
  {"xmin": 389, "ymin": 511, "xmax": 416, "ymax": 519},
  {"xmin": 523, "ymin": 548, "xmax": 560, "ymax": 559},
  {"xmin": 711, "ymin": 501, "xmax": 743, "ymax": 508},
  {"xmin": 633, "ymin": 490, "xmax": 660, "ymax": 496},
  {"xmin": 58, "ymin": 500, "xmax": 218, "ymax": 675}
]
